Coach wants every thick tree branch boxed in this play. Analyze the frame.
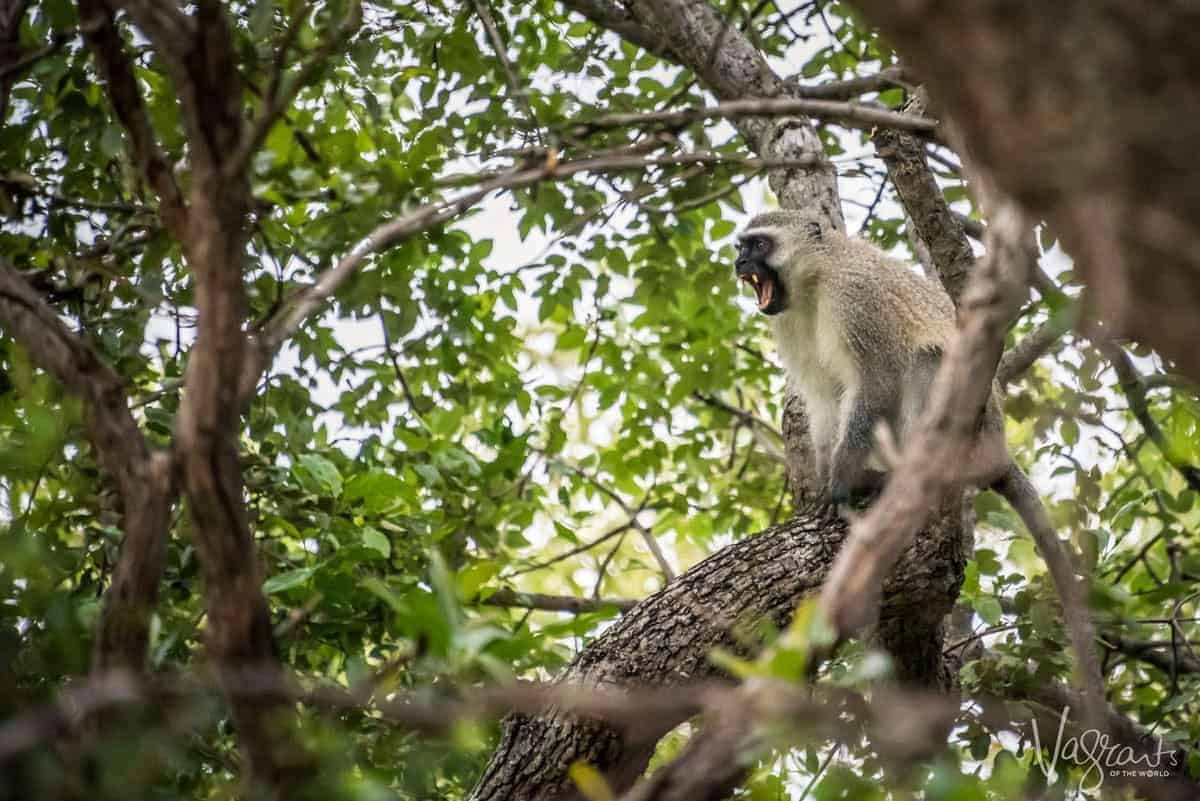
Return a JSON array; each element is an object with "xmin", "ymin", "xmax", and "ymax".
[
  {"xmin": 621, "ymin": 0, "xmax": 843, "ymax": 221},
  {"xmin": 0, "ymin": 259, "xmax": 172, "ymax": 675},
  {"xmin": 96, "ymin": 1, "xmax": 314, "ymax": 792},
  {"xmin": 78, "ymin": 0, "xmax": 187, "ymax": 237},
  {"xmin": 469, "ymin": 503, "xmax": 967, "ymax": 801},
  {"xmin": 871, "ymin": 88, "xmax": 974, "ymax": 303},
  {"xmin": 558, "ymin": 0, "xmax": 676, "ymax": 62}
]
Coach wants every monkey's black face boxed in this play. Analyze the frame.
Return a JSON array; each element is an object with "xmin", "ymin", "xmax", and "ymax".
[{"xmin": 735, "ymin": 235, "xmax": 787, "ymax": 315}]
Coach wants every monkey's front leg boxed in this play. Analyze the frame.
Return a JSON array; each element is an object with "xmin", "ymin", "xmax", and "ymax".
[{"xmin": 827, "ymin": 385, "xmax": 893, "ymax": 507}]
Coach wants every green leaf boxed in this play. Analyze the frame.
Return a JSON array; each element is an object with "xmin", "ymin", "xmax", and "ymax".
[
  {"xmin": 362, "ymin": 527, "xmax": 391, "ymax": 559},
  {"xmin": 457, "ymin": 561, "xmax": 500, "ymax": 598},
  {"xmin": 263, "ymin": 567, "xmax": 316, "ymax": 594},
  {"xmin": 293, "ymin": 454, "xmax": 343, "ymax": 496},
  {"xmin": 344, "ymin": 470, "xmax": 409, "ymax": 512},
  {"xmin": 974, "ymin": 596, "xmax": 1004, "ymax": 625},
  {"xmin": 99, "ymin": 124, "xmax": 125, "ymax": 159},
  {"xmin": 1060, "ymin": 417, "xmax": 1079, "ymax": 446}
]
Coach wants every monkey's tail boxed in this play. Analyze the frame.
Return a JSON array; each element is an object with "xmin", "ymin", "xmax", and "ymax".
[{"xmin": 991, "ymin": 463, "xmax": 1105, "ymax": 714}]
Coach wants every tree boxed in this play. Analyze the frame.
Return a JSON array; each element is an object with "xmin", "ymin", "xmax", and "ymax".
[{"xmin": 0, "ymin": 1, "xmax": 1197, "ymax": 800}]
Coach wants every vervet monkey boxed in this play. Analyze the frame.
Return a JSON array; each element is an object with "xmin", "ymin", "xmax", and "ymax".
[
  {"xmin": 734, "ymin": 210, "xmax": 1042, "ymax": 518},
  {"xmin": 734, "ymin": 209, "xmax": 1101, "ymax": 700}
]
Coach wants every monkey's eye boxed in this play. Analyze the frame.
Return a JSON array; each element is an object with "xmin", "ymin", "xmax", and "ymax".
[{"xmin": 754, "ymin": 238, "xmax": 769, "ymax": 253}]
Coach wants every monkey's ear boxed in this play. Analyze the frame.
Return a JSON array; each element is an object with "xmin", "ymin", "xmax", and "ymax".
[{"xmin": 806, "ymin": 221, "xmax": 823, "ymax": 241}]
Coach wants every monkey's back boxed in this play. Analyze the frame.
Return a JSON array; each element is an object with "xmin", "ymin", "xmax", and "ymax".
[{"xmin": 822, "ymin": 235, "xmax": 956, "ymax": 360}]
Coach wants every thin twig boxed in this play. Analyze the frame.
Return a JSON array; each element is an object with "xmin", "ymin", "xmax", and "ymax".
[{"xmin": 470, "ymin": 0, "xmax": 541, "ymax": 143}]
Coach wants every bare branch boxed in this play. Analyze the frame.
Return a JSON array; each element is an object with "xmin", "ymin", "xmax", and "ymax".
[
  {"xmin": 692, "ymin": 390, "xmax": 787, "ymax": 465},
  {"xmin": 638, "ymin": 528, "xmax": 677, "ymax": 582},
  {"xmin": 1103, "ymin": 633, "xmax": 1200, "ymax": 677},
  {"xmin": 478, "ymin": 589, "xmax": 638, "ymax": 614},
  {"xmin": 995, "ymin": 309, "xmax": 1076, "ymax": 386},
  {"xmin": 571, "ymin": 96, "xmax": 937, "ymax": 140},
  {"xmin": 783, "ymin": 65, "xmax": 912, "ymax": 100}
]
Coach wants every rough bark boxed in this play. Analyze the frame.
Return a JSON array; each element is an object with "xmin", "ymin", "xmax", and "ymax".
[
  {"xmin": 469, "ymin": 503, "xmax": 966, "ymax": 801},
  {"xmin": 781, "ymin": 392, "xmax": 821, "ymax": 506},
  {"xmin": 845, "ymin": 0, "xmax": 1200, "ymax": 385}
]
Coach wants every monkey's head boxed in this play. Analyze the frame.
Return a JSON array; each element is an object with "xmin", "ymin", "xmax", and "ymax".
[{"xmin": 735, "ymin": 211, "xmax": 829, "ymax": 315}]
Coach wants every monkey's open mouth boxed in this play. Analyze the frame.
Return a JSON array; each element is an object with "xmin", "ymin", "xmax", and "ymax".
[{"xmin": 740, "ymin": 271, "xmax": 780, "ymax": 313}]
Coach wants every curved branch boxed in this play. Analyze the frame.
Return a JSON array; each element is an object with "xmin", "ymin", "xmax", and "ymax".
[
  {"xmin": 250, "ymin": 147, "xmax": 817, "ymax": 390},
  {"xmin": 571, "ymin": 96, "xmax": 937, "ymax": 138},
  {"xmin": 1103, "ymin": 343, "xmax": 1200, "ymax": 493},
  {"xmin": 995, "ymin": 310, "xmax": 1075, "ymax": 386}
]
